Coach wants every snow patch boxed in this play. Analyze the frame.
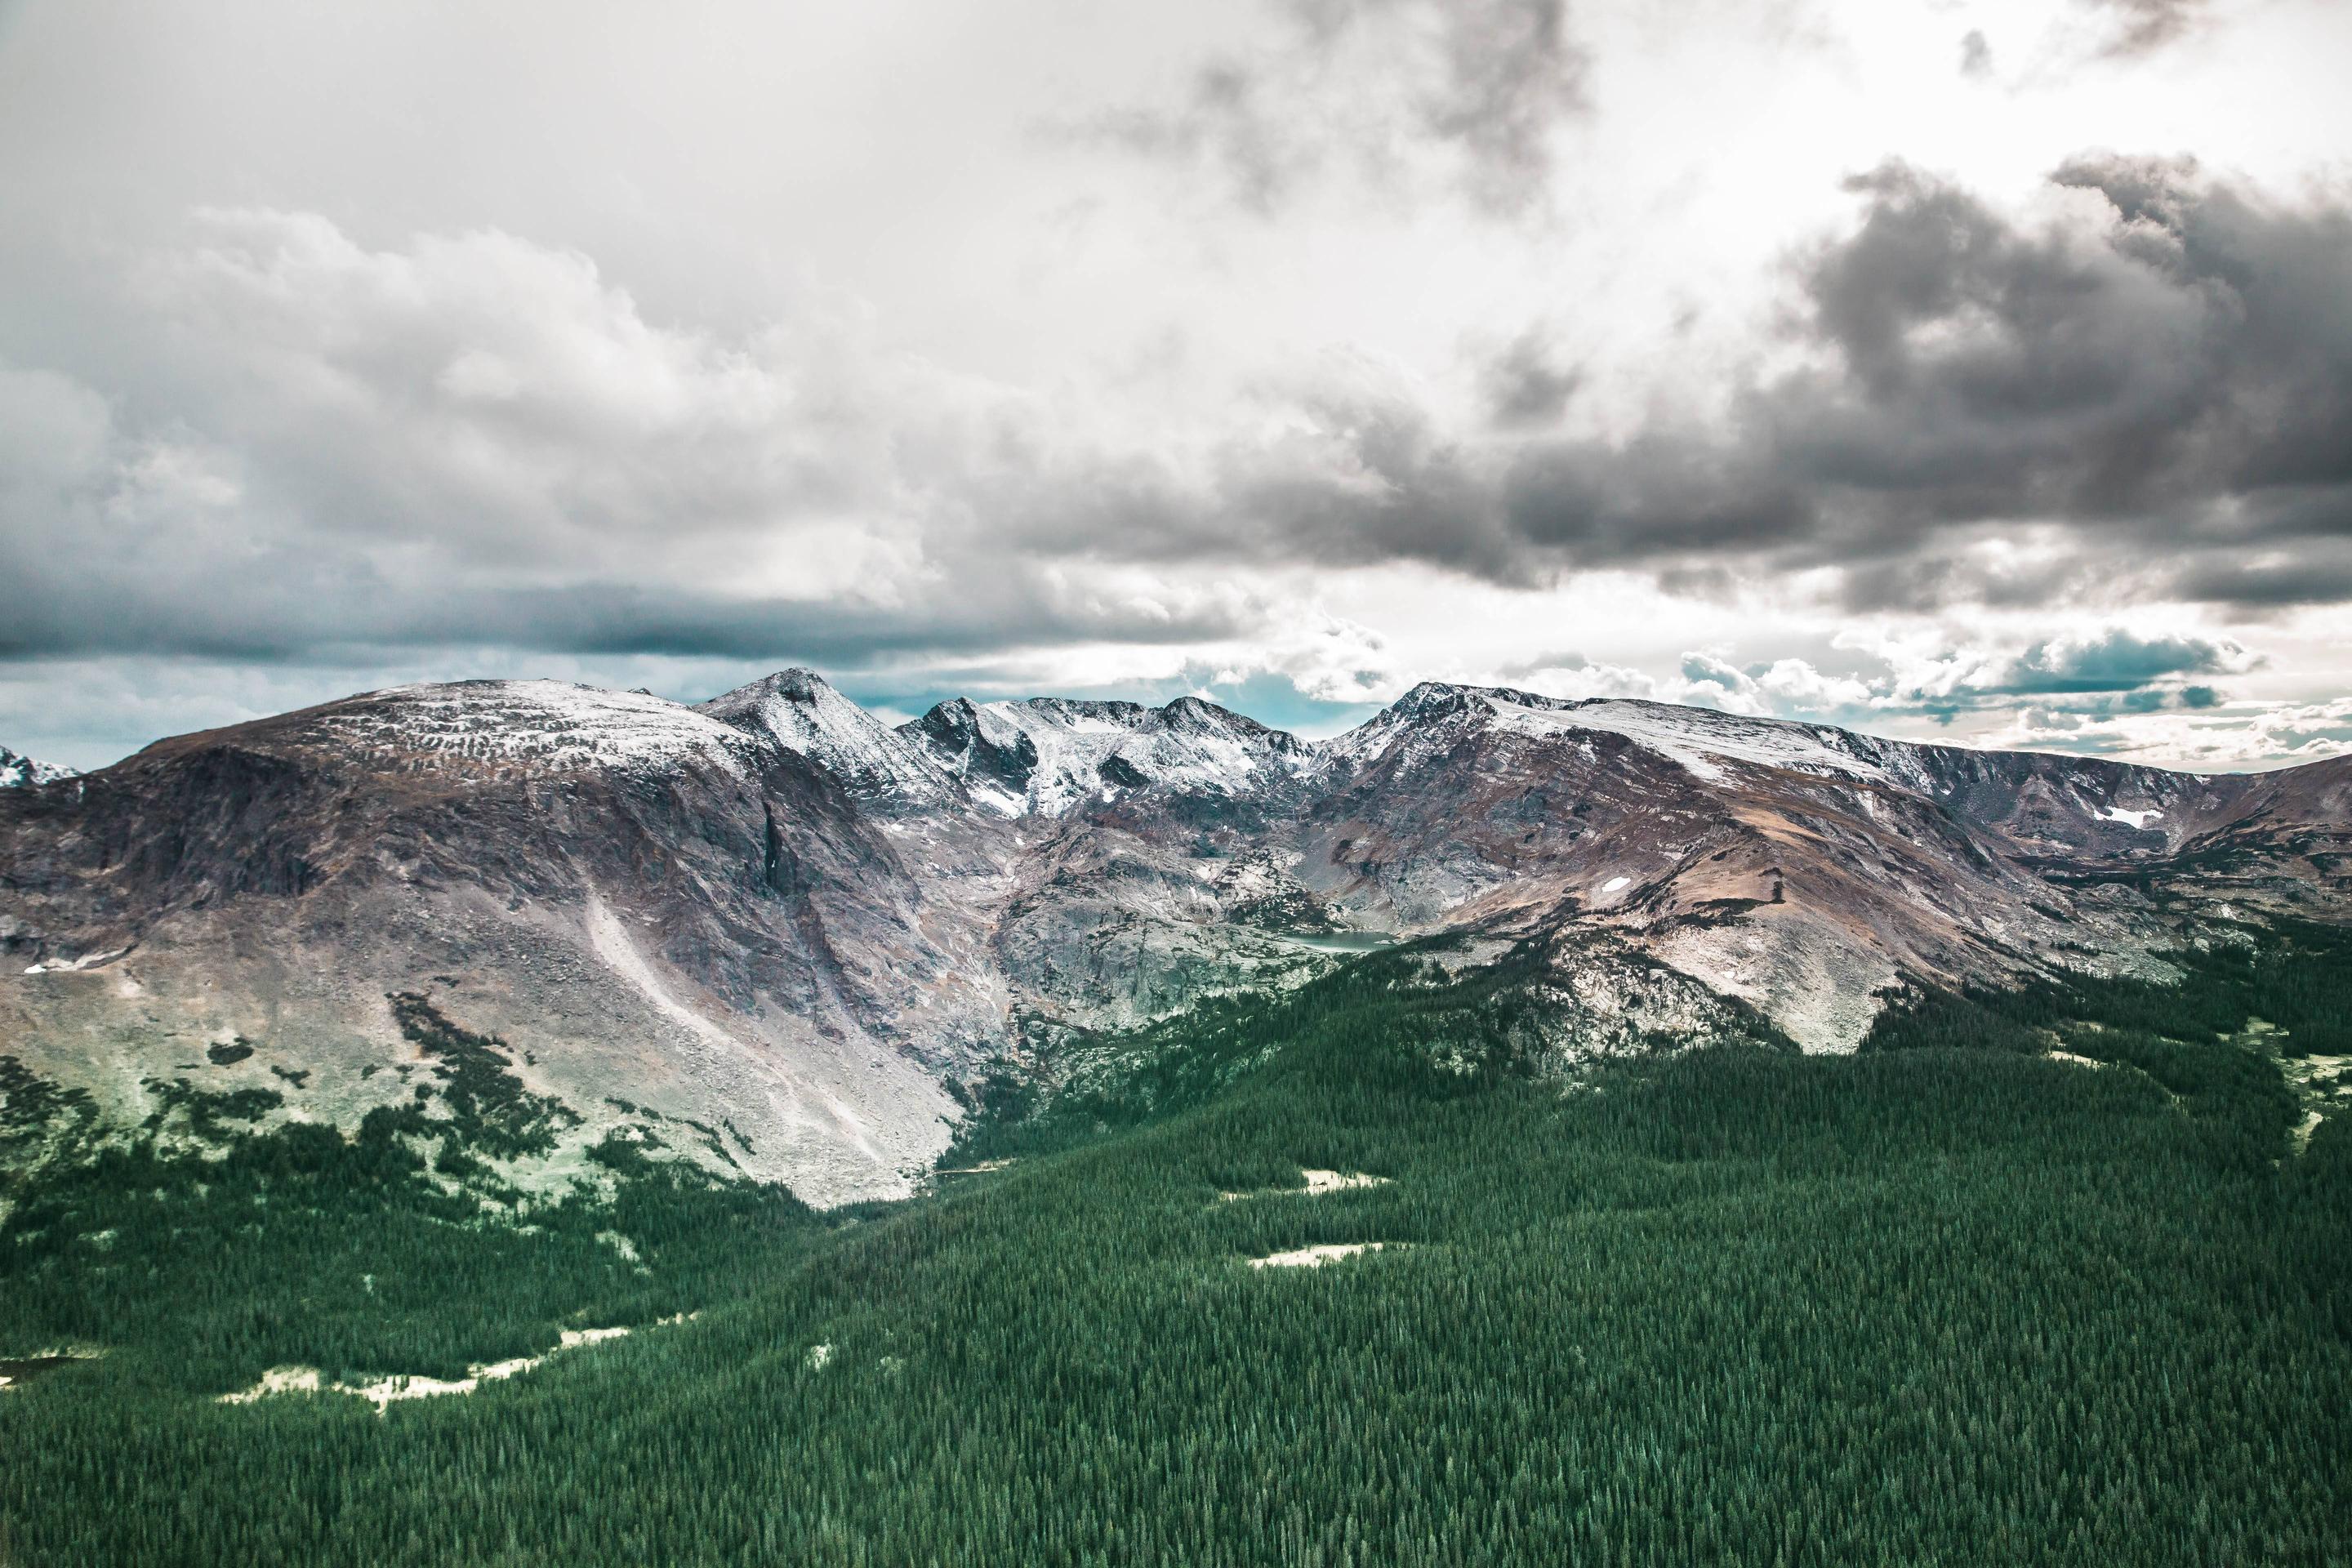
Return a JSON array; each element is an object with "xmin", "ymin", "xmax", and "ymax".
[
  {"xmin": 1222, "ymin": 1169, "xmax": 1391, "ymax": 1201},
  {"xmin": 0, "ymin": 745, "xmax": 75, "ymax": 789},
  {"xmin": 2098, "ymin": 805, "xmax": 2164, "ymax": 830},
  {"xmin": 1299, "ymin": 1169, "xmax": 1387, "ymax": 1195},
  {"xmin": 1600, "ymin": 875, "xmax": 1631, "ymax": 894},
  {"xmin": 217, "ymin": 1316, "xmax": 693, "ymax": 1414},
  {"xmin": 1248, "ymin": 1242, "xmax": 1388, "ymax": 1269},
  {"xmin": 18, "ymin": 947, "xmax": 127, "ymax": 978}
]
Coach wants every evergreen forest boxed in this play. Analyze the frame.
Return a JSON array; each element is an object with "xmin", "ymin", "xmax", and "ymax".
[{"xmin": 4, "ymin": 926, "xmax": 2350, "ymax": 1566}]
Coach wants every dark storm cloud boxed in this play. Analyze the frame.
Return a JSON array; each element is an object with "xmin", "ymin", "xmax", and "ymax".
[
  {"xmin": 1134, "ymin": 154, "xmax": 2352, "ymax": 611},
  {"xmin": 4, "ymin": 154, "xmax": 2348, "ymax": 675},
  {"xmin": 1481, "ymin": 331, "xmax": 1583, "ymax": 428},
  {"xmin": 1072, "ymin": 0, "xmax": 1587, "ymax": 218},
  {"xmin": 0, "ymin": 550, "xmax": 1257, "ymax": 666},
  {"xmin": 1993, "ymin": 629, "xmax": 2246, "ymax": 693}
]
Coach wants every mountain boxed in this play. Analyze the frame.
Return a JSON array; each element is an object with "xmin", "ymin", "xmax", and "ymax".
[
  {"xmin": 0, "ymin": 745, "xmax": 75, "ymax": 790},
  {"xmin": 4, "ymin": 670, "xmax": 2348, "ymax": 1205},
  {"xmin": 0, "ymin": 680, "xmax": 1005, "ymax": 1205}
]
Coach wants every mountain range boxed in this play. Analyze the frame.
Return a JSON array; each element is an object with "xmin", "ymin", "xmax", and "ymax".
[{"xmin": 4, "ymin": 669, "xmax": 2347, "ymax": 1204}]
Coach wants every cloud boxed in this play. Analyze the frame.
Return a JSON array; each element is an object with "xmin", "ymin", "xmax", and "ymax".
[
  {"xmin": 10, "ymin": 161, "xmax": 2350, "ymax": 683},
  {"xmin": 1958, "ymin": 29, "xmax": 1993, "ymax": 78},
  {"xmin": 0, "ymin": 209, "xmax": 1307, "ymax": 671},
  {"xmin": 1068, "ymin": 0, "xmax": 1588, "ymax": 218},
  {"xmin": 1992, "ymin": 628, "xmax": 2252, "ymax": 694},
  {"xmin": 1477, "ymin": 626, "xmax": 2265, "ymax": 743},
  {"xmin": 1989, "ymin": 693, "xmax": 2352, "ymax": 767},
  {"xmin": 2078, "ymin": 0, "xmax": 2209, "ymax": 59},
  {"xmin": 1110, "ymin": 154, "xmax": 2352, "ymax": 610},
  {"xmin": 1480, "ymin": 330, "xmax": 1583, "ymax": 428}
]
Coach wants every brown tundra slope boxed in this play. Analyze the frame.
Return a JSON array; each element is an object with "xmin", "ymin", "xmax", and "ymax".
[{"xmin": 3, "ymin": 670, "xmax": 2347, "ymax": 1204}]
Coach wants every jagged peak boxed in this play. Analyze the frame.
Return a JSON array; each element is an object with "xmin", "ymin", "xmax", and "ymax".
[
  {"xmin": 1380, "ymin": 680, "xmax": 1486, "ymax": 722},
  {"xmin": 697, "ymin": 670, "xmax": 954, "ymax": 805},
  {"xmin": 700, "ymin": 666, "xmax": 839, "ymax": 710},
  {"xmin": 1156, "ymin": 694, "xmax": 1281, "ymax": 738}
]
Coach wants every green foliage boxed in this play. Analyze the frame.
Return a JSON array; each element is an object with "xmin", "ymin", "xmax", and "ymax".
[
  {"xmin": 140, "ymin": 1077, "xmax": 286, "ymax": 1141},
  {"xmin": 2, "ymin": 946, "xmax": 2348, "ymax": 1566},
  {"xmin": 1864, "ymin": 918, "xmax": 2352, "ymax": 1059},
  {"xmin": 388, "ymin": 992, "xmax": 582, "ymax": 1158},
  {"xmin": 957, "ymin": 938, "xmax": 1787, "ymax": 1165}
]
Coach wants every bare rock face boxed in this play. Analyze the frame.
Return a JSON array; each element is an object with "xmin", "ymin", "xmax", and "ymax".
[
  {"xmin": 4, "ymin": 670, "xmax": 2348, "ymax": 1204},
  {"xmin": 0, "ymin": 682, "xmax": 994, "ymax": 1206}
]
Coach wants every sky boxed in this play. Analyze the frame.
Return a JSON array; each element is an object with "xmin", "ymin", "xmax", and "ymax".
[{"xmin": 2, "ymin": 0, "xmax": 2349, "ymax": 772}]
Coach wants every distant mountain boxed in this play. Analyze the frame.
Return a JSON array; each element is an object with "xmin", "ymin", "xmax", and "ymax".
[
  {"xmin": 4, "ymin": 670, "xmax": 2346, "ymax": 1205},
  {"xmin": 1298, "ymin": 680, "xmax": 2349, "ymax": 1049},
  {"xmin": 0, "ymin": 745, "xmax": 74, "ymax": 790}
]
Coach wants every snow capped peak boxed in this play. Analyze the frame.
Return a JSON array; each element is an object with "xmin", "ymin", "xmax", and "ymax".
[
  {"xmin": 0, "ymin": 744, "xmax": 75, "ymax": 789},
  {"xmin": 1326, "ymin": 683, "xmax": 1891, "ymax": 785},
  {"xmin": 311, "ymin": 679, "xmax": 759, "ymax": 777},
  {"xmin": 1386, "ymin": 681, "xmax": 1485, "ymax": 721},
  {"xmin": 900, "ymin": 693, "xmax": 1312, "ymax": 817},
  {"xmin": 1488, "ymin": 696, "xmax": 1891, "ymax": 784},
  {"xmin": 697, "ymin": 669, "xmax": 953, "ymax": 807}
]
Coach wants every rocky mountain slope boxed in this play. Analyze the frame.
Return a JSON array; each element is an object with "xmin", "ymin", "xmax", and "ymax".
[{"xmin": 4, "ymin": 670, "xmax": 2347, "ymax": 1204}]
